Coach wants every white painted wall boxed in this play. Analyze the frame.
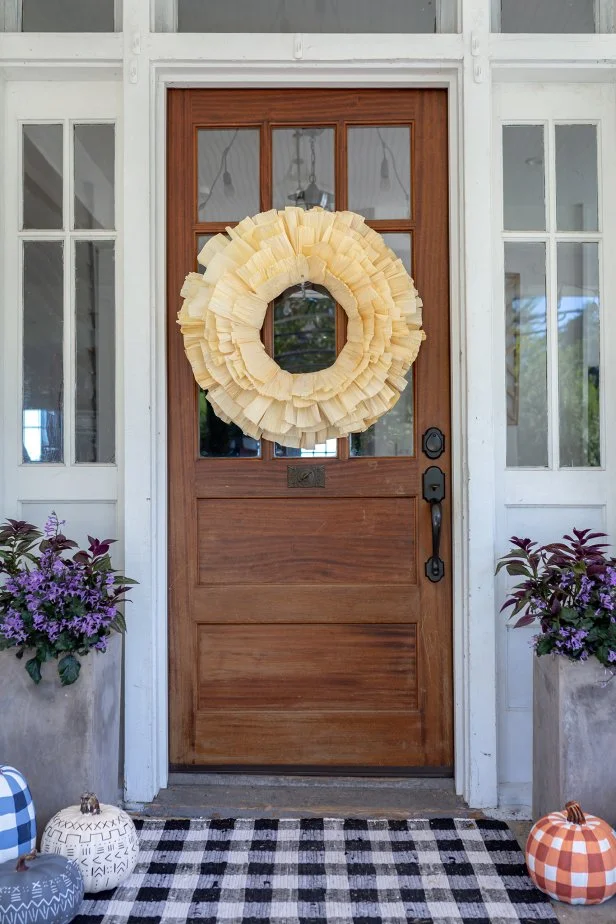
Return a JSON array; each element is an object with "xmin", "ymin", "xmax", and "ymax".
[{"xmin": 1, "ymin": 0, "xmax": 616, "ymax": 811}]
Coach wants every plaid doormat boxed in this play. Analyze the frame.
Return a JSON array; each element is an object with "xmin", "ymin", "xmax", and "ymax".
[{"xmin": 74, "ymin": 817, "xmax": 557, "ymax": 924}]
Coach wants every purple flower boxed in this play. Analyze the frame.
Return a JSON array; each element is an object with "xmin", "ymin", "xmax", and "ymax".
[{"xmin": 43, "ymin": 513, "xmax": 65, "ymax": 538}]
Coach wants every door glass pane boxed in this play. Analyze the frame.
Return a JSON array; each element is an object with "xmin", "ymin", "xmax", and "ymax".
[
  {"xmin": 273, "ymin": 282, "xmax": 338, "ymax": 459},
  {"xmin": 555, "ymin": 125, "xmax": 598, "ymax": 232},
  {"xmin": 23, "ymin": 241, "xmax": 64, "ymax": 463},
  {"xmin": 502, "ymin": 125, "xmax": 545, "ymax": 232},
  {"xmin": 198, "ymin": 129, "xmax": 260, "ymax": 223},
  {"xmin": 178, "ymin": 0, "xmax": 440, "ymax": 33},
  {"xmin": 348, "ymin": 127, "xmax": 411, "ymax": 220},
  {"xmin": 22, "ymin": 0, "xmax": 115, "ymax": 31},
  {"xmin": 200, "ymin": 390, "xmax": 260, "ymax": 458},
  {"xmin": 275, "ymin": 439, "xmax": 338, "ymax": 458},
  {"xmin": 273, "ymin": 128, "xmax": 335, "ymax": 212},
  {"xmin": 499, "ymin": 0, "xmax": 595, "ymax": 33},
  {"xmin": 23, "ymin": 125, "xmax": 63, "ymax": 230},
  {"xmin": 273, "ymin": 283, "xmax": 336, "ymax": 374},
  {"xmin": 75, "ymin": 241, "xmax": 115, "ymax": 464},
  {"xmin": 74, "ymin": 124, "xmax": 115, "ymax": 231},
  {"xmin": 197, "ymin": 234, "xmax": 211, "ymax": 272},
  {"xmin": 350, "ymin": 376, "xmax": 414, "ymax": 457},
  {"xmin": 382, "ymin": 233, "xmax": 412, "ymax": 273},
  {"xmin": 557, "ymin": 243, "xmax": 600, "ymax": 468},
  {"xmin": 505, "ymin": 243, "xmax": 548, "ymax": 468},
  {"xmin": 196, "ymin": 233, "xmax": 260, "ymax": 457}
]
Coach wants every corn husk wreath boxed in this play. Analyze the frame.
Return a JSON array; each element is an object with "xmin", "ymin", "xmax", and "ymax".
[{"xmin": 178, "ymin": 207, "xmax": 425, "ymax": 450}]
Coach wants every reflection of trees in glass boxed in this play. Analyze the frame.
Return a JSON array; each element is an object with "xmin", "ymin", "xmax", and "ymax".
[
  {"xmin": 507, "ymin": 293, "xmax": 548, "ymax": 467},
  {"xmin": 558, "ymin": 298, "xmax": 600, "ymax": 467},
  {"xmin": 199, "ymin": 389, "xmax": 259, "ymax": 457},
  {"xmin": 507, "ymin": 292, "xmax": 600, "ymax": 468},
  {"xmin": 350, "ymin": 378, "xmax": 413, "ymax": 457},
  {"xmin": 273, "ymin": 283, "xmax": 336, "ymax": 374}
]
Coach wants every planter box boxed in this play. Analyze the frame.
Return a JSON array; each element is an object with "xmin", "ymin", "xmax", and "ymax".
[
  {"xmin": 0, "ymin": 634, "xmax": 122, "ymax": 835},
  {"xmin": 533, "ymin": 653, "xmax": 616, "ymax": 825}
]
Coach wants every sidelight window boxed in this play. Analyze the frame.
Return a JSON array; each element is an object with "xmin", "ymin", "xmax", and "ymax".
[
  {"xmin": 21, "ymin": 122, "xmax": 116, "ymax": 464},
  {"xmin": 502, "ymin": 122, "xmax": 601, "ymax": 469}
]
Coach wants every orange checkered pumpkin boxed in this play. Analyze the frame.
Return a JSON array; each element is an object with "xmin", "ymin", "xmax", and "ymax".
[{"xmin": 526, "ymin": 801, "xmax": 616, "ymax": 905}]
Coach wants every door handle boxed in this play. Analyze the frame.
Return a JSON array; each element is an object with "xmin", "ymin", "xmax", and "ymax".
[{"xmin": 422, "ymin": 465, "xmax": 445, "ymax": 583}]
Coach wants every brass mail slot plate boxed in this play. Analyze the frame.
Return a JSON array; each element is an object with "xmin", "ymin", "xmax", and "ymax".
[{"xmin": 287, "ymin": 465, "xmax": 326, "ymax": 488}]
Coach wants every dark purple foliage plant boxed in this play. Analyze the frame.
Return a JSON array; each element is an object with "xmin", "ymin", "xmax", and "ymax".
[
  {"xmin": 0, "ymin": 513, "xmax": 136, "ymax": 685},
  {"xmin": 496, "ymin": 529, "xmax": 616, "ymax": 669}
]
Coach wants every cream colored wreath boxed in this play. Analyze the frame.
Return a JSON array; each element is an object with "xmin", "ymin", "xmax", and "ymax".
[{"xmin": 178, "ymin": 207, "xmax": 425, "ymax": 450}]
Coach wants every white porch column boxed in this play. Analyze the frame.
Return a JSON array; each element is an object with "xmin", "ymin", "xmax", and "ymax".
[
  {"xmin": 459, "ymin": 0, "xmax": 499, "ymax": 807},
  {"xmin": 122, "ymin": 0, "xmax": 164, "ymax": 804}
]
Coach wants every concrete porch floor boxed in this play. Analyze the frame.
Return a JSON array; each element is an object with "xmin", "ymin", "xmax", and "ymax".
[
  {"xmin": 143, "ymin": 773, "xmax": 476, "ymax": 819},
  {"xmin": 139, "ymin": 775, "xmax": 616, "ymax": 923}
]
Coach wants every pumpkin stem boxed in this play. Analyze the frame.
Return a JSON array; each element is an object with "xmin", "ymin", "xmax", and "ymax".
[
  {"xmin": 565, "ymin": 801, "xmax": 587, "ymax": 825},
  {"xmin": 16, "ymin": 849, "xmax": 37, "ymax": 872},
  {"xmin": 80, "ymin": 792, "xmax": 101, "ymax": 815}
]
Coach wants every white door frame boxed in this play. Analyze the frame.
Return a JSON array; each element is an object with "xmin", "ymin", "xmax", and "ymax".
[{"xmin": 119, "ymin": 54, "xmax": 499, "ymax": 810}]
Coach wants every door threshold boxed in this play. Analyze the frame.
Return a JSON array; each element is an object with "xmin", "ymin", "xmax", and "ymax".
[
  {"xmin": 142, "ymin": 773, "xmax": 473, "ymax": 820},
  {"xmin": 169, "ymin": 766, "xmax": 454, "ymax": 780}
]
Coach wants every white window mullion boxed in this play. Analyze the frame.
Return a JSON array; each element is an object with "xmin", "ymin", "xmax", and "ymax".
[
  {"xmin": 63, "ymin": 118, "xmax": 73, "ymax": 467},
  {"xmin": 68, "ymin": 235, "xmax": 77, "ymax": 467},
  {"xmin": 546, "ymin": 122, "xmax": 560, "ymax": 470}
]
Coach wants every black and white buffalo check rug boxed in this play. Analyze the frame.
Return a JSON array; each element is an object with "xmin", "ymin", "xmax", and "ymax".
[{"xmin": 74, "ymin": 817, "xmax": 557, "ymax": 924}]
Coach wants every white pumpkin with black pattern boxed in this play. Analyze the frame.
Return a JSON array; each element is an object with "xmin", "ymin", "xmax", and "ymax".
[{"xmin": 41, "ymin": 794, "xmax": 138, "ymax": 893}]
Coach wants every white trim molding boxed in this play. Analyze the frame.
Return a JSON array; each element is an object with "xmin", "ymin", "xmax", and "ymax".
[{"xmin": 4, "ymin": 0, "xmax": 616, "ymax": 812}]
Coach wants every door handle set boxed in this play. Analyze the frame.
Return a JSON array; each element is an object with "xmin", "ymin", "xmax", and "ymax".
[{"xmin": 422, "ymin": 428, "xmax": 445, "ymax": 583}]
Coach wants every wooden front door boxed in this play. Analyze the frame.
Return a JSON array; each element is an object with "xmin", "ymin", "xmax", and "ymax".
[{"xmin": 168, "ymin": 89, "xmax": 452, "ymax": 771}]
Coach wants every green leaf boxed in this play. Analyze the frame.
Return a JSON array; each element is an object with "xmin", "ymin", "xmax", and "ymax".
[
  {"xmin": 110, "ymin": 612, "xmax": 126, "ymax": 633},
  {"xmin": 54, "ymin": 632, "xmax": 74, "ymax": 651},
  {"xmin": 58, "ymin": 654, "xmax": 81, "ymax": 686},
  {"xmin": 25, "ymin": 657, "xmax": 42, "ymax": 684},
  {"xmin": 535, "ymin": 636, "xmax": 553, "ymax": 657}
]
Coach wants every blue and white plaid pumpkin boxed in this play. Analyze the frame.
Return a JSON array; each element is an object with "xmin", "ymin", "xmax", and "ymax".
[{"xmin": 0, "ymin": 766, "xmax": 36, "ymax": 864}]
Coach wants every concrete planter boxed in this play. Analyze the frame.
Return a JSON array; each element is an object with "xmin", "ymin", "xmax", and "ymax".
[
  {"xmin": 0, "ymin": 633, "xmax": 122, "ymax": 834},
  {"xmin": 533, "ymin": 653, "xmax": 616, "ymax": 825}
]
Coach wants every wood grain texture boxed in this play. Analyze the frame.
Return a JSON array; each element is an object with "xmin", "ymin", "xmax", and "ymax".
[
  {"xmin": 193, "ymin": 713, "xmax": 427, "ymax": 766},
  {"xmin": 192, "ymin": 584, "xmax": 419, "ymax": 623},
  {"xmin": 168, "ymin": 88, "xmax": 453, "ymax": 770},
  {"xmin": 197, "ymin": 624, "xmax": 418, "ymax": 711},
  {"xmin": 197, "ymin": 498, "xmax": 417, "ymax": 584},
  {"xmin": 194, "ymin": 458, "xmax": 419, "ymax": 497}
]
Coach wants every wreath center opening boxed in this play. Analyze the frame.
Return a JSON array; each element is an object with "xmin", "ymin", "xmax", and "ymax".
[{"xmin": 273, "ymin": 281, "xmax": 339, "ymax": 375}]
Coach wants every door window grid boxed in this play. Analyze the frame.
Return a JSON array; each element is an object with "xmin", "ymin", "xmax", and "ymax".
[
  {"xmin": 502, "ymin": 120, "xmax": 602, "ymax": 470},
  {"xmin": 194, "ymin": 122, "xmax": 417, "ymax": 460},
  {"xmin": 19, "ymin": 119, "xmax": 117, "ymax": 466}
]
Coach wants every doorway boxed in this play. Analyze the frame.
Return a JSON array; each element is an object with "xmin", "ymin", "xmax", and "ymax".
[{"xmin": 167, "ymin": 89, "xmax": 452, "ymax": 772}]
